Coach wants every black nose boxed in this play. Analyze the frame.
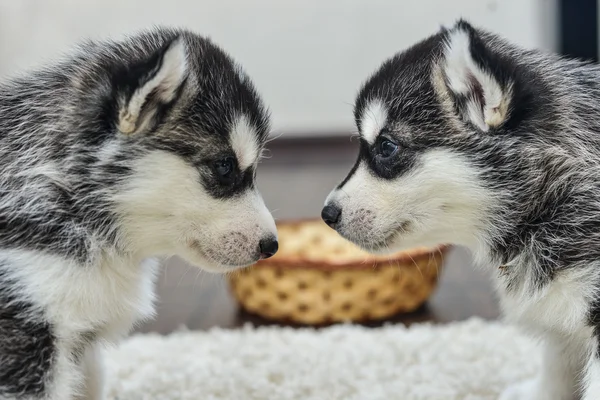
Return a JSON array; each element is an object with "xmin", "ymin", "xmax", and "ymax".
[
  {"xmin": 321, "ymin": 204, "xmax": 341, "ymax": 228},
  {"xmin": 259, "ymin": 237, "xmax": 278, "ymax": 259}
]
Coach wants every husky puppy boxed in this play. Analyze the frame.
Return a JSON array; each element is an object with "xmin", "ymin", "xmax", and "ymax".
[
  {"xmin": 323, "ymin": 19, "xmax": 600, "ymax": 400},
  {"xmin": 0, "ymin": 28, "xmax": 278, "ymax": 399}
]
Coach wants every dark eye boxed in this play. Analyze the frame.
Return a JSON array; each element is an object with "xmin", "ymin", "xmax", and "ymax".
[
  {"xmin": 378, "ymin": 139, "xmax": 399, "ymax": 158},
  {"xmin": 213, "ymin": 157, "xmax": 234, "ymax": 177}
]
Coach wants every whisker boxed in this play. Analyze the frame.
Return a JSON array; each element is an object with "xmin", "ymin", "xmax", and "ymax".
[{"xmin": 265, "ymin": 131, "xmax": 285, "ymax": 144}]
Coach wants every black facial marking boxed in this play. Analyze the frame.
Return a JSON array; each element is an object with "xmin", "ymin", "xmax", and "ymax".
[
  {"xmin": 337, "ymin": 139, "xmax": 369, "ymax": 189},
  {"xmin": 199, "ymin": 158, "xmax": 255, "ymax": 199},
  {"xmin": 337, "ymin": 134, "xmax": 421, "ymax": 186},
  {"xmin": 366, "ymin": 135, "xmax": 419, "ymax": 180}
]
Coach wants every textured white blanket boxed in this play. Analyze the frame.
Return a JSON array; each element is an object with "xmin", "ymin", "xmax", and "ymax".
[{"xmin": 105, "ymin": 318, "xmax": 540, "ymax": 400}]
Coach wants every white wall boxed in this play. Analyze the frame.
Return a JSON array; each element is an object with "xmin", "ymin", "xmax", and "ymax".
[{"xmin": 0, "ymin": 0, "xmax": 557, "ymax": 137}]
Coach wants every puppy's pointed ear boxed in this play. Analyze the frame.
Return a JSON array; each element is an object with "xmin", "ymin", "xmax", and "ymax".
[
  {"xmin": 117, "ymin": 37, "xmax": 188, "ymax": 135},
  {"xmin": 441, "ymin": 20, "xmax": 512, "ymax": 132}
]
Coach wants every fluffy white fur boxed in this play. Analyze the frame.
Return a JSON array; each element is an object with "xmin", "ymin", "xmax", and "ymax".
[{"xmin": 0, "ymin": 250, "xmax": 159, "ymax": 399}]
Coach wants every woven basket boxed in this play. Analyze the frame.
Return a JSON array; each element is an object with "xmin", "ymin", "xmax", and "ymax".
[{"xmin": 228, "ymin": 219, "xmax": 448, "ymax": 325}]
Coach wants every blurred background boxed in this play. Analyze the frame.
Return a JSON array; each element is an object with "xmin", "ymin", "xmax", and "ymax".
[{"xmin": 0, "ymin": 0, "xmax": 596, "ymax": 332}]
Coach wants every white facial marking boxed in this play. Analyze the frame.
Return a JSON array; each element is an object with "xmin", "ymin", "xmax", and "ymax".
[
  {"xmin": 230, "ymin": 115, "xmax": 260, "ymax": 170},
  {"xmin": 361, "ymin": 100, "xmax": 388, "ymax": 144}
]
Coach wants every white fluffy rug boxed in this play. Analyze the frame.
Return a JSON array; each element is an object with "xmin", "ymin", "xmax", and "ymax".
[{"xmin": 105, "ymin": 318, "xmax": 540, "ymax": 400}]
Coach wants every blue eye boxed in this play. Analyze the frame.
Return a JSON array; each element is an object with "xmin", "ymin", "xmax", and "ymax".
[
  {"xmin": 214, "ymin": 157, "xmax": 234, "ymax": 177},
  {"xmin": 378, "ymin": 139, "xmax": 398, "ymax": 158}
]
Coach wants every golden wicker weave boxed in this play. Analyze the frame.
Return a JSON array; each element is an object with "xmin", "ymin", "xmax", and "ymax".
[{"xmin": 228, "ymin": 219, "xmax": 447, "ymax": 325}]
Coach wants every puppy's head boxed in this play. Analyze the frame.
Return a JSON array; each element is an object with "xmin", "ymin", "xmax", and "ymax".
[
  {"xmin": 76, "ymin": 28, "xmax": 277, "ymax": 272},
  {"xmin": 323, "ymin": 20, "xmax": 548, "ymax": 254}
]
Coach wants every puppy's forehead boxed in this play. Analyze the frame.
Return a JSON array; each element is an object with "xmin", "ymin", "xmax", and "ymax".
[
  {"xmin": 229, "ymin": 114, "xmax": 262, "ymax": 170},
  {"xmin": 360, "ymin": 99, "xmax": 388, "ymax": 145}
]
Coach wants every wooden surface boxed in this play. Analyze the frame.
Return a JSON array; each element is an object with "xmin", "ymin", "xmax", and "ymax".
[{"xmin": 135, "ymin": 137, "xmax": 500, "ymax": 334}]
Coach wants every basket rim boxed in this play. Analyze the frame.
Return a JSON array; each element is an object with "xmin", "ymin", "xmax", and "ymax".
[{"xmin": 254, "ymin": 218, "xmax": 451, "ymax": 270}]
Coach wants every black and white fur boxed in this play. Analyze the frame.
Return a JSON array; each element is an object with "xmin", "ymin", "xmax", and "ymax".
[
  {"xmin": 323, "ymin": 20, "xmax": 600, "ymax": 400},
  {"xmin": 0, "ymin": 27, "xmax": 277, "ymax": 399}
]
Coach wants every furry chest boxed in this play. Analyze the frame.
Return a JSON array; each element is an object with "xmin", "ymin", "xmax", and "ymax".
[
  {"xmin": 495, "ymin": 269, "xmax": 592, "ymax": 335},
  {"xmin": 1, "ymin": 251, "xmax": 159, "ymax": 341},
  {"xmin": 59, "ymin": 259, "xmax": 160, "ymax": 340}
]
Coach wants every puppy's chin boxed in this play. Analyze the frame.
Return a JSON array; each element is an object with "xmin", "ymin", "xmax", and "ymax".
[
  {"xmin": 335, "ymin": 227, "xmax": 395, "ymax": 255},
  {"xmin": 182, "ymin": 253, "xmax": 259, "ymax": 273},
  {"xmin": 179, "ymin": 245, "xmax": 259, "ymax": 273},
  {"xmin": 338, "ymin": 226, "xmax": 429, "ymax": 255},
  {"xmin": 355, "ymin": 236, "xmax": 410, "ymax": 256},
  {"xmin": 383, "ymin": 227, "xmax": 452, "ymax": 254}
]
